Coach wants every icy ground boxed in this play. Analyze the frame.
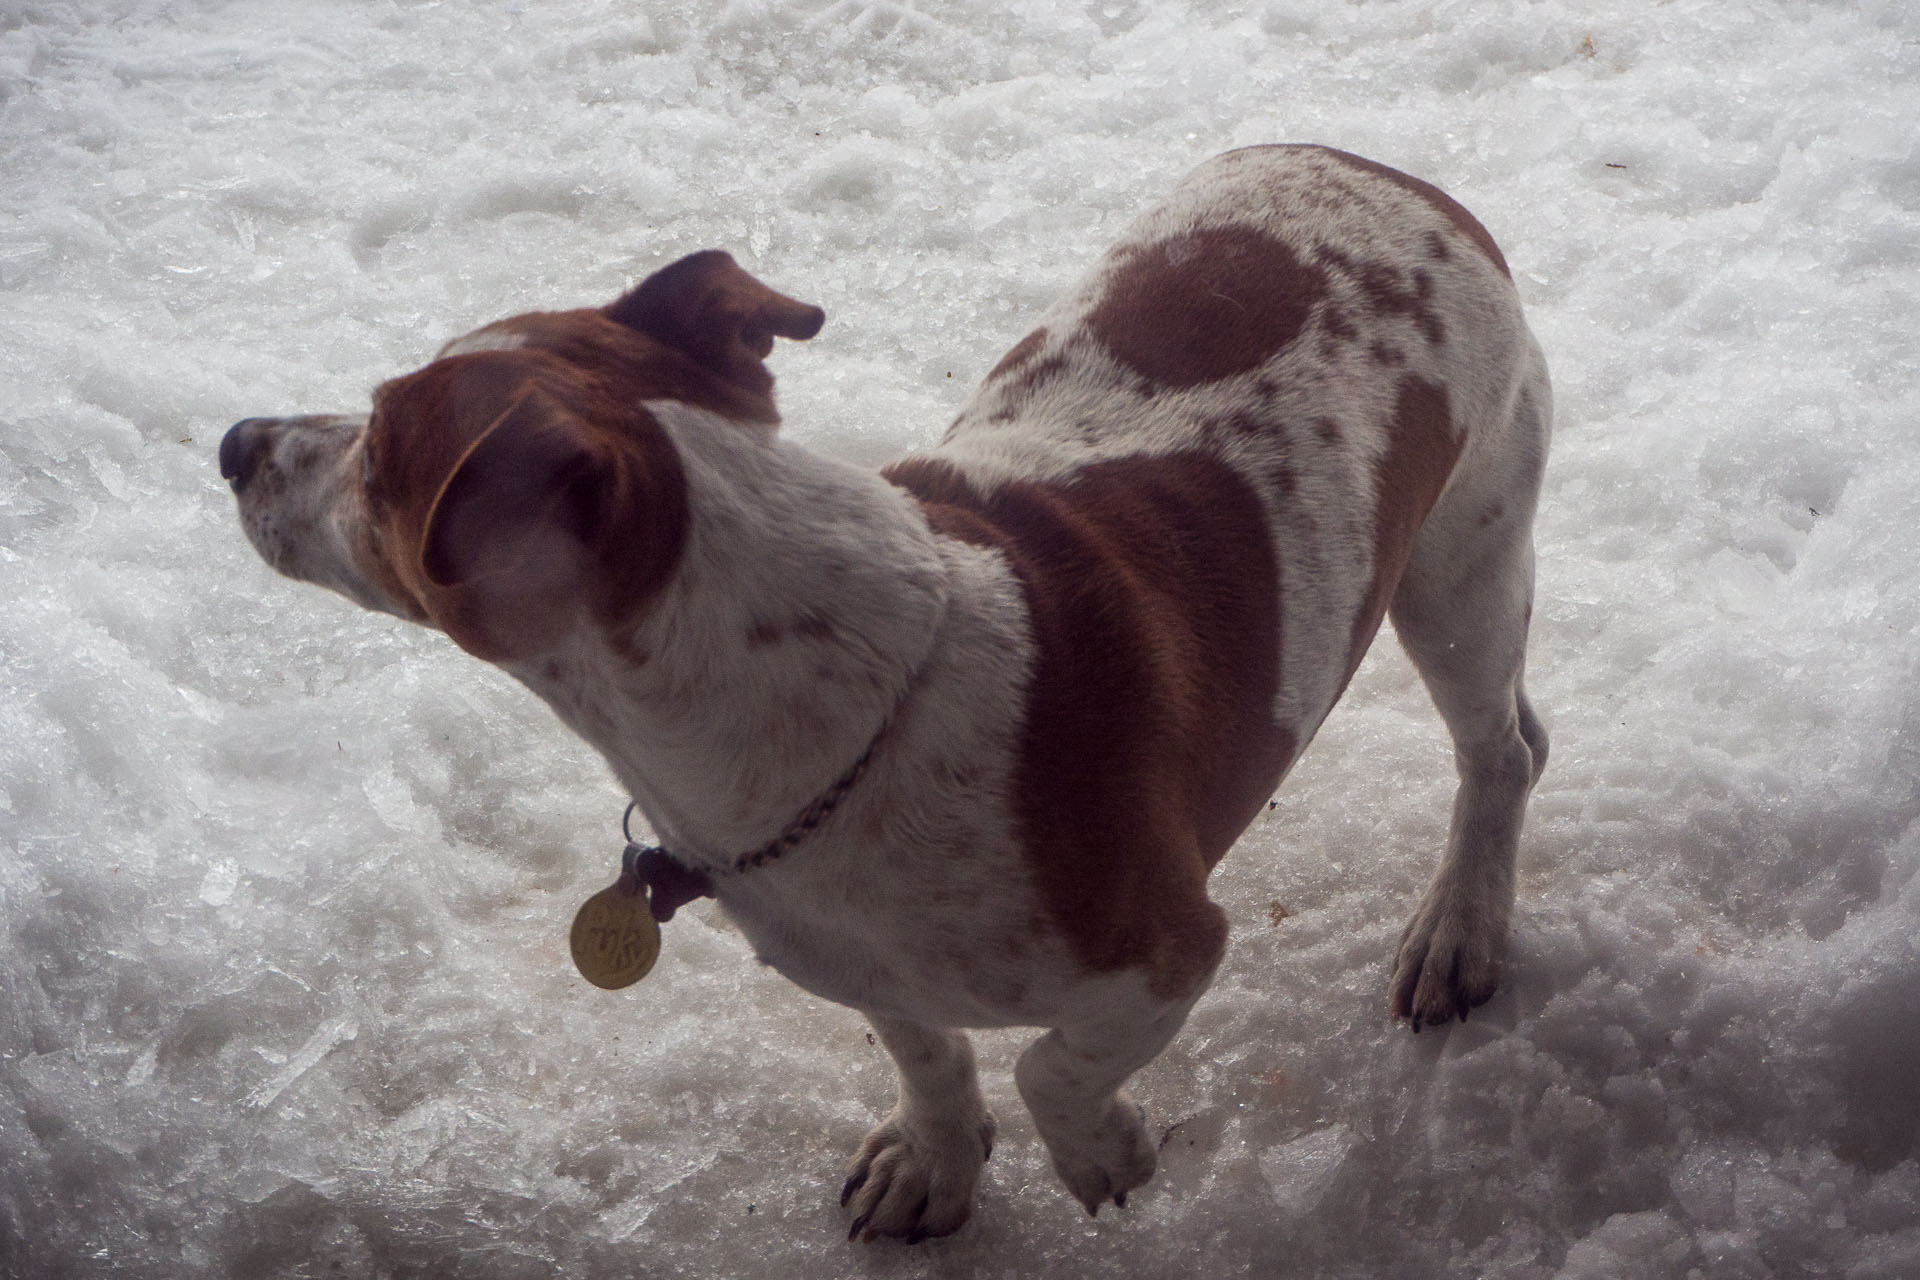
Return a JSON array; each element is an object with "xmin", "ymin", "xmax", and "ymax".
[{"xmin": 3, "ymin": 0, "xmax": 1919, "ymax": 1276}]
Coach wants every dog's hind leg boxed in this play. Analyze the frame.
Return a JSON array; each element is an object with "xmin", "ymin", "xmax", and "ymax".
[
  {"xmin": 842, "ymin": 1015, "xmax": 996, "ymax": 1242},
  {"xmin": 1386, "ymin": 345, "xmax": 1551, "ymax": 1030}
]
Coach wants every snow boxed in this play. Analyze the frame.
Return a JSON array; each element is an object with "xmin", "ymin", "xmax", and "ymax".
[{"xmin": 3, "ymin": 0, "xmax": 1918, "ymax": 1275}]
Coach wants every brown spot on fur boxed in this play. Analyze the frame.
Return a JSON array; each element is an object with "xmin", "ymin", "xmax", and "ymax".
[
  {"xmin": 980, "ymin": 341, "xmax": 1076, "ymax": 421},
  {"xmin": 746, "ymin": 614, "xmax": 838, "ymax": 648},
  {"xmin": 1088, "ymin": 226, "xmax": 1327, "ymax": 388},
  {"xmin": 1315, "ymin": 246, "xmax": 1447, "ymax": 347},
  {"xmin": 985, "ymin": 328, "xmax": 1049, "ymax": 383},
  {"xmin": 1011, "ymin": 352, "xmax": 1073, "ymax": 397},
  {"xmin": 1424, "ymin": 229, "xmax": 1451, "ymax": 262},
  {"xmin": 1216, "ymin": 409, "xmax": 1269, "ymax": 439},
  {"xmin": 884, "ymin": 453, "xmax": 1296, "ymax": 1000},
  {"xmin": 1342, "ymin": 377, "xmax": 1461, "ymax": 684},
  {"xmin": 1311, "ymin": 147, "xmax": 1512, "ymax": 279}
]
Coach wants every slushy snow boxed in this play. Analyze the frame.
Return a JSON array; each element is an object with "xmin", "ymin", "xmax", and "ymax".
[{"xmin": 3, "ymin": 1, "xmax": 1918, "ymax": 1276}]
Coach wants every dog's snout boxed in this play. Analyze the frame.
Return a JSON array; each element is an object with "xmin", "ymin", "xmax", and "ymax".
[{"xmin": 220, "ymin": 418, "xmax": 275, "ymax": 489}]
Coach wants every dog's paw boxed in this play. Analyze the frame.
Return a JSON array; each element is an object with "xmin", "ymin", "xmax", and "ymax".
[
  {"xmin": 841, "ymin": 1109, "xmax": 995, "ymax": 1244},
  {"xmin": 1037, "ymin": 1093, "xmax": 1156, "ymax": 1217},
  {"xmin": 1389, "ymin": 892, "xmax": 1507, "ymax": 1032}
]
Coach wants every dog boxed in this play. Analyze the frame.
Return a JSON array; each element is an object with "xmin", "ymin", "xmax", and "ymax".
[{"xmin": 220, "ymin": 144, "xmax": 1550, "ymax": 1241}]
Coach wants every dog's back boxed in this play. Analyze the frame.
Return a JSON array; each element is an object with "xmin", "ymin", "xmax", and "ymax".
[{"xmin": 885, "ymin": 147, "xmax": 1547, "ymax": 992}]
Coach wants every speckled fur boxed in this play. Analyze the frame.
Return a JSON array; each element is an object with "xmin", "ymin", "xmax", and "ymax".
[{"xmin": 221, "ymin": 145, "xmax": 1551, "ymax": 1241}]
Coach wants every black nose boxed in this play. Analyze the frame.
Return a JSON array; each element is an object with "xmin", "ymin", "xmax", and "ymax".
[{"xmin": 220, "ymin": 418, "xmax": 274, "ymax": 490}]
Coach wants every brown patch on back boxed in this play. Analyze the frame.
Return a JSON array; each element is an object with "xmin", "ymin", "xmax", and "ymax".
[
  {"xmin": 1314, "ymin": 245, "xmax": 1447, "ymax": 347},
  {"xmin": 1311, "ymin": 146, "xmax": 1512, "ymax": 279},
  {"xmin": 1200, "ymin": 407, "xmax": 1270, "ymax": 444},
  {"xmin": 1008, "ymin": 352, "xmax": 1074, "ymax": 402},
  {"xmin": 884, "ymin": 453, "xmax": 1296, "ymax": 999},
  {"xmin": 1341, "ymin": 377, "xmax": 1460, "ymax": 683},
  {"xmin": 985, "ymin": 328, "xmax": 1049, "ymax": 383},
  {"xmin": 1088, "ymin": 226, "xmax": 1327, "ymax": 388},
  {"xmin": 976, "ymin": 331, "xmax": 1076, "ymax": 421}
]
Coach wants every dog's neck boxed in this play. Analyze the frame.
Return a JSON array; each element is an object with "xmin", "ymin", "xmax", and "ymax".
[{"xmin": 509, "ymin": 402, "xmax": 952, "ymax": 874}]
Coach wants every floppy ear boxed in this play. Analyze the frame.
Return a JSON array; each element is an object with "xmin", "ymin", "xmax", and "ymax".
[
  {"xmin": 418, "ymin": 387, "xmax": 686, "ymax": 660},
  {"xmin": 421, "ymin": 387, "xmax": 598, "ymax": 590},
  {"xmin": 605, "ymin": 250, "xmax": 825, "ymax": 396}
]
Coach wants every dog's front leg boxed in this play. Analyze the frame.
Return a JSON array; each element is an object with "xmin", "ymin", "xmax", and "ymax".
[
  {"xmin": 841, "ymin": 1014, "xmax": 996, "ymax": 1243},
  {"xmin": 1015, "ymin": 995, "xmax": 1199, "ymax": 1216}
]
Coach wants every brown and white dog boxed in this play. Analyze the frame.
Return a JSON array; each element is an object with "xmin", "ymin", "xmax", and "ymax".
[{"xmin": 220, "ymin": 145, "xmax": 1550, "ymax": 1241}]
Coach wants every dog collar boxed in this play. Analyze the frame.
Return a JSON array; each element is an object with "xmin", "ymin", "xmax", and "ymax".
[
  {"xmin": 619, "ymin": 730, "xmax": 883, "ymax": 922},
  {"xmin": 578, "ymin": 593, "xmax": 945, "ymax": 985}
]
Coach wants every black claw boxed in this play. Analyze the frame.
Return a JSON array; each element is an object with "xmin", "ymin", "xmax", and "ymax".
[
  {"xmin": 905, "ymin": 1228, "xmax": 929, "ymax": 1246},
  {"xmin": 840, "ymin": 1169, "xmax": 867, "ymax": 1207},
  {"xmin": 1113, "ymin": 1192, "xmax": 1127, "ymax": 1209},
  {"xmin": 849, "ymin": 1211, "xmax": 872, "ymax": 1242}
]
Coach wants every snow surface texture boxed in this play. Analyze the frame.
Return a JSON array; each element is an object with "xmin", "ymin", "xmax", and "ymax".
[{"xmin": 3, "ymin": 0, "xmax": 1918, "ymax": 1276}]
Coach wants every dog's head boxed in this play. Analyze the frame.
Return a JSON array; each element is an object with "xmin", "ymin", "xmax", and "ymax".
[{"xmin": 221, "ymin": 251, "xmax": 824, "ymax": 661}]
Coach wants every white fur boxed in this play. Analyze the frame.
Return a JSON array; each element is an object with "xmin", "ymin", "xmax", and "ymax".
[
  {"xmin": 227, "ymin": 413, "xmax": 403, "ymax": 616},
  {"xmin": 507, "ymin": 401, "xmax": 1080, "ymax": 1033},
  {"xmin": 225, "ymin": 144, "xmax": 1551, "ymax": 1238},
  {"xmin": 436, "ymin": 325, "xmax": 528, "ymax": 358}
]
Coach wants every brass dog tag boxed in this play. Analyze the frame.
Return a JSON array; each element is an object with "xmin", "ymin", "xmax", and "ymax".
[{"xmin": 570, "ymin": 871, "xmax": 661, "ymax": 989}]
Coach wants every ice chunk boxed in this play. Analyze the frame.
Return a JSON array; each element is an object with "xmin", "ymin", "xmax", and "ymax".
[
  {"xmin": 1256, "ymin": 1124, "xmax": 1353, "ymax": 1217},
  {"xmin": 1552, "ymin": 1210, "xmax": 1692, "ymax": 1280},
  {"xmin": 198, "ymin": 860, "xmax": 239, "ymax": 906},
  {"xmin": 245, "ymin": 1017, "xmax": 359, "ymax": 1109}
]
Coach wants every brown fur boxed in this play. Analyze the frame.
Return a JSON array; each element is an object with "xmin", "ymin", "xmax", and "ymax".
[
  {"xmin": 361, "ymin": 316, "xmax": 696, "ymax": 661},
  {"xmin": 1311, "ymin": 146, "xmax": 1513, "ymax": 279},
  {"xmin": 984, "ymin": 328, "xmax": 1050, "ymax": 384},
  {"xmin": 883, "ymin": 453, "xmax": 1293, "ymax": 999},
  {"xmin": 1086, "ymin": 226, "xmax": 1329, "ymax": 387},
  {"xmin": 1342, "ymin": 376, "xmax": 1460, "ymax": 684}
]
